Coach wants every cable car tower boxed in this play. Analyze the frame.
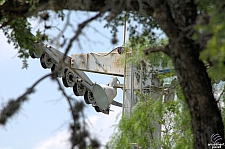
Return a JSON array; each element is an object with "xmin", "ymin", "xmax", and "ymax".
[
  {"xmin": 28, "ymin": 15, "xmax": 166, "ymax": 116},
  {"xmin": 30, "ymin": 40, "xmax": 131, "ymax": 114},
  {"xmin": 27, "ymin": 18, "xmax": 165, "ymax": 116},
  {"xmin": 30, "ymin": 39, "xmax": 165, "ymax": 117}
]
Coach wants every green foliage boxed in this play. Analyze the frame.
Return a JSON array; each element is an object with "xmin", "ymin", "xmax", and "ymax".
[
  {"xmin": 108, "ymin": 46, "xmax": 225, "ymax": 148},
  {"xmin": 104, "ymin": 11, "xmax": 160, "ymax": 45},
  {"xmin": 126, "ymin": 11, "xmax": 159, "ymax": 44},
  {"xmin": 107, "ymin": 99, "xmax": 156, "ymax": 149},
  {"xmin": 107, "ymin": 88, "xmax": 193, "ymax": 149},
  {"xmin": 107, "ymin": 39, "xmax": 193, "ymax": 148},
  {"xmin": 0, "ymin": 5, "xmax": 55, "ymax": 69},
  {"xmin": 108, "ymin": 43, "xmax": 225, "ymax": 148},
  {"xmin": 124, "ymin": 37, "xmax": 173, "ymax": 88},
  {"xmin": 2, "ymin": 18, "xmax": 32, "ymax": 68},
  {"xmin": 55, "ymin": 10, "xmax": 65, "ymax": 21},
  {"xmin": 195, "ymin": 0, "xmax": 225, "ymax": 81},
  {"xmin": 127, "ymin": 37, "xmax": 171, "ymax": 68},
  {"xmin": 27, "ymin": 0, "xmax": 38, "ymax": 12},
  {"xmin": 0, "ymin": 0, "xmax": 4, "ymax": 5},
  {"xmin": 1, "ymin": 17, "xmax": 43, "ymax": 68}
]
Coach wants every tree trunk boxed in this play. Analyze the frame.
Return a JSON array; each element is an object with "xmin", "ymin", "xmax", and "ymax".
[
  {"xmin": 169, "ymin": 37, "xmax": 224, "ymax": 148},
  {"xmin": 149, "ymin": 0, "xmax": 225, "ymax": 148}
]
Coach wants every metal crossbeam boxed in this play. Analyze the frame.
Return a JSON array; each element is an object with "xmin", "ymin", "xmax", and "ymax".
[{"xmin": 71, "ymin": 52, "xmax": 124, "ymax": 76}]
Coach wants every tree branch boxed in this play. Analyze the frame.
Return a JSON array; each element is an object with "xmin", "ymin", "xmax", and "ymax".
[
  {"xmin": 150, "ymin": 0, "xmax": 180, "ymax": 39},
  {"xmin": 0, "ymin": 0, "xmax": 105, "ymax": 19},
  {"xmin": 143, "ymin": 45, "xmax": 169, "ymax": 55},
  {"xmin": 0, "ymin": 0, "xmax": 154, "ymax": 26},
  {"xmin": 55, "ymin": 78, "xmax": 76, "ymax": 123},
  {"xmin": 0, "ymin": 73, "xmax": 51, "ymax": 125},
  {"xmin": 54, "ymin": 78, "xmax": 100, "ymax": 148},
  {"xmin": 63, "ymin": 12, "xmax": 103, "ymax": 60}
]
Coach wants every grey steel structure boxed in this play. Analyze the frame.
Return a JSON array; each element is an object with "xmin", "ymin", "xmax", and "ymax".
[
  {"xmin": 30, "ymin": 42, "xmax": 135, "ymax": 115},
  {"xmin": 29, "ymin": 40, "xmax": 173, "ymax": 149},
  {"xmin": 30, "ymin": 40, "xmax": 166, "ymax": 117}
]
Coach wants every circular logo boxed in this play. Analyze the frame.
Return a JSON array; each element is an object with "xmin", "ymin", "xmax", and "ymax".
[{"xmin": 211, "ymin": 134, "xmax": 222, "ymax": 143}]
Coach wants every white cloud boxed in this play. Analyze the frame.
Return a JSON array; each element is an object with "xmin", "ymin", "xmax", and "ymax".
[
  {"xmin": 33, "ymin": 130, "xmax": 70, "ymax": 149},
  {"xmin": 32, "ymin": 110, "xmax": 121, "ymax": 149},
  {"xmin": 87, "ymin": 115, "xmax": 100, "ymax": 127},
  {"xmin": 87, "ymin": 108, "xmax": 122, "ymax": 147}
]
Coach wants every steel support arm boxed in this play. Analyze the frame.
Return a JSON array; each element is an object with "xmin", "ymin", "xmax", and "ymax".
[{"xmin": 71, "ymin": 52, "xmax": 124, "ymax": 76}]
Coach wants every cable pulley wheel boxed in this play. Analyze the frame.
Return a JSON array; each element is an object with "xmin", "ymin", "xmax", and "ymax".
[
  {"xmin": 73, "ymin": 82, "xmax": 86, "ymax": 96},
  {"xmin": 62, "ymin": 68, "xmax": 75, "ymax": 87},
  {"xmin": 40, "ymin": 54, "xmax": 53, "ymax": 69},
  {"xmin": 84, "ymin": 91, "xmax": 94, "ymax": 104}
]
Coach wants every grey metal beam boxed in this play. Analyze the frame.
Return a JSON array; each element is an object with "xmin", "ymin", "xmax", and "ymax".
[{"xmin": 71, "ymin": 52, "xmax": 124, "ymax": 76}]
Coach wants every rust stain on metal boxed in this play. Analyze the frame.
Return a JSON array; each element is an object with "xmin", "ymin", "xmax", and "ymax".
[
  {"xmin": 81, "ymin": 60, "xmax": 85, "ymax": 68},
  {"xmin": 113, "ymin": 56, "xmax": 122, "ymax": 69},
  {"xmin": 71, "ymin": 52, "xmax": 124, "ymax": 76},
  {"xmin": 104, "ymin": 68, "xmax": 108, "ymax": 73},
  {"xmin": 68, "ymin": 57, "xmax": 72, "ymax": 65}
]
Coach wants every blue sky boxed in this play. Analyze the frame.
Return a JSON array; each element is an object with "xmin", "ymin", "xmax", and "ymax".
[{"xmin": 0, "ymin": 11, "xmax": 125, "ymax": 149}]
